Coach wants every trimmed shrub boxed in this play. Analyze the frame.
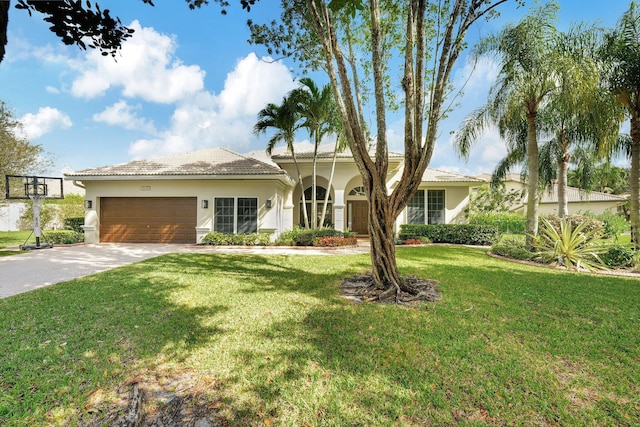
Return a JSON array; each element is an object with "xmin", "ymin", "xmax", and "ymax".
[
  {"xmin": 64, "ymin": 217, "xmax": 85, "ymax": 233},
  {"xmin": 491, "ymin": 244, "xmax": 536, "ymax": 261},
  {"xmin": 201, "ymin": 232, "xmax": 271, "ymax": 246},
  {"xmin": 601, "ymin": 244, "xmax": 635, "ymax": 268},
  {"xmin": 469, "ymin": 213, "xmax": 526, "ymax": 234},
  {"xmin": 586, "ymin": 211, "xmax": 629, "ymax": 239},
  {"xmin": 402, "ymin": 236, "xmax": 431, "ymax": 245},
  {"xmin": 274, "ymin": 227, "xmax": 356, "ymax": 246},
  {"xmin": 399, "ymin": 224, "xmax": 501, "ymax": 246},
  {"xmin": 539, "ymin": 215, "xmax": 604, "ymax": 239},
  {"xmin": 43, "ymin": 230, "xmax": 84, "ymax": 244},
  {"xmin": 313, "ymin": 236, "xmax": 358, "ymax": 247}
]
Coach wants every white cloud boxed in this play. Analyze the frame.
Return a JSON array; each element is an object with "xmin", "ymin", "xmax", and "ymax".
[
  {"xmin": 127, "ymin": 53, "xmax": 298, "ymax": 159},
  {"xmin": 93, "ymin": 101, "xmax": 157, "ymax": 134},
  {"xmin": 46, "ymin": 86, "xmax": 60, "ymax": 94},
  {"xmin": 453, "ymin": 56, "xmax": 499, "ymax": 103},
  {"xmin": 70, "ymin": 21, "xmax": 205, "ymax": 103},
  {"xmin": 19, "ymin": 107, "xmax": 72, "ymax": 140}
]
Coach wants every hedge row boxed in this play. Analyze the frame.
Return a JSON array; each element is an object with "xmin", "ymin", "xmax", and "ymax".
[
  {"xmin": 275, "ymin": 227, "xmax": 355, "ymax": 246},
  {"xmin": 64, "ymin": 217, "xmax": 85, "ymax": 233},
  {"xmin": 43, "ymin": 230, "xmax": 84, "ymax": 244},
  {"xmin": 399, "ymin": 224, "xmax": 501, "ymax": 246},
  {"xmin": 313, "ymin": 236, "xmax": 358, "ymax": 247},
  {"xmin": 468, "ymin": 213, "xmax": 526, "ymax": 234},
  {"xmin": 201, "ymin": 232, "xmax": 272, "ymax": 246}
]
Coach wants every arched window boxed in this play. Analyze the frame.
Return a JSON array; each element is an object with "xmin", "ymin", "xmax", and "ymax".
[
  {"xmin": 349, "ymin": 186, "xmax": 366, "ymax": 196},
  {"xmin": 300, "ymin": 186, "xmax": 332, "ymax": 227}
]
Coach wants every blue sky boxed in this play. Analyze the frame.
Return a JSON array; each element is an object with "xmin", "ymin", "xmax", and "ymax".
[{"xmin": 0, "ymin": 0, "xmax": 632, "ymax": 177}]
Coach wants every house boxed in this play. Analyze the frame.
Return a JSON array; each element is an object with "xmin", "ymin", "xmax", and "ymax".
[
  {"xmin": 64, "ymin": 147, "xmax": 483, "ymax": 244},
  {"xmin": 474, "ymin": 173, "xmax": 628, "ymax": 216}
]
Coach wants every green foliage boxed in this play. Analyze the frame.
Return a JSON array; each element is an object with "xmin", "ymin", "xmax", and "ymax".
[
  {"xmin": 466, "ymin": 184, "xmax": 522, "ymax": 216},
  {"xmin": 312, "ymin": 236, "xmax": 358, "ymax": 247},
  {"xmin": 469, "ymin": 212, "xmax": 527, "ymax": 234},
  {"xmin": 18, "ymin": 203, "xmax": 56, "ymax": 230},
  {"xmin": 274, "ymin": 227, "xmax": 354, "ymax": 246},
  {"xmin": 294, "ymin": 227, "xmax": 346, "ymax": 246},
  {"xmin": 43, "ymin": 230, "xmax": 84, "ymax": 244},
  {"xmin": 491, "ymin": 236, "xmax": 538, "ymax": 261},
  {"xmin": 52, "ymin": 194, "xmax": 85, "ymax": 226},
  {"xmin": 0, "ymin": 101, "xmax": 51, "ymax": 197},
  {"xmin": 539, "ymin": 214, "xmax": 604, "ymax": 239},
  {"xmin": 601, "ymin": 244, "xmax": 636, "ymax": 268},
  {"xmin": 201, "ymin": 232, "xmax": 272, "ymax": 246},
  {"xmin": 63, "ymin": 217, "xmax": 85, "ymax": 233},
  {"xmin": 583, "ymin": 211, "xmax": 629, "ymax": 239},
  {"xmin": 534, "ymin": 218, "xmax": 608, "ymax": 271},
  {"xmin": 399, "ymin": 224, "xmax": 501, "ymax": 246}
]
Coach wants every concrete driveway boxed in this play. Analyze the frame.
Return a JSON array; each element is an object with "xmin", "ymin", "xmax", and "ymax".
[{"xmin": 0, "ymin": 243, "xmax": 369, "ymax": 299}]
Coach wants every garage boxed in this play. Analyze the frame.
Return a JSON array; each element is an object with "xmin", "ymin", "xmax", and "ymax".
[{"xmin": 100, "ymin": 197, "xmax": 197, "ymax": 243}]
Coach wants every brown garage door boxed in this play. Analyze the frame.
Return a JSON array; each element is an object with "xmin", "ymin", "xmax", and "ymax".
[{"xmin": 100, "ymin": 197, "xmax": 197, "ymax": 243}]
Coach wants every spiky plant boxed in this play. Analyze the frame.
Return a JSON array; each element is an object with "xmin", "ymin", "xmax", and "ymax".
[{"xmin": 534, "ymin": 217, "xmax": 608, "ymax": 271}]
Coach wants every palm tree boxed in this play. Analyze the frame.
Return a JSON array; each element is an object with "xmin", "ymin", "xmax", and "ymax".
[
  {"xmin": 601, "ymin": 1, "xmax": 640, "ymax": 248},
  {"xmin": 291, "ymin": 78, "xmax": 336, "ymax": 229},
  {"xmin": 318, "ymin": 107, "xmax": 347, "ymax": 228},
  {"xmin": 455, "ymin": 3, "xmax": 559, "ymax": 249},
  {"xmin": 538, "ymin": 24, "xmax": 623, "ymax": 217},
  {"xmin": 254, "ymin": 95, "xmax": 310, "ymax": 228}
]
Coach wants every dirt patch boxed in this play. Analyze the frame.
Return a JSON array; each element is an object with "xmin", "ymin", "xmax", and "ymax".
[
  {"xmin": 80, "ymin": 370, "xmax": 228, "ymax": 427},
  {"xmin": 341, "ymin": 273, "xmax": 441, "ymax": 306}
]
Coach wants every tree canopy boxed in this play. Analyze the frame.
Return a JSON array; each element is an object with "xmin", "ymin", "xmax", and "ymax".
[{"xmin": 0, "ymin": 101, "xmax": 50, "ymax": 198}]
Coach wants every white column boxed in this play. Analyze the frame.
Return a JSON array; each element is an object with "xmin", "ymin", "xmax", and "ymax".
[
  {"xmin": 282, "ymin": 188, "xmax": 294, "ymax": 231},
  {"xmin": 333, "ymin": 189, "xmax": 345, "ymax": 231}
]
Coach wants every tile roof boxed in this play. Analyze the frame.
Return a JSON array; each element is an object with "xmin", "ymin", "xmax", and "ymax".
[
  {"xmin": 271, "ymin": 146, "xmax": 404, "ymax": 160},
  {"xmin": 422, "ymin": 168, "xmax": 484, "ymax": 183},
  {"xmin": 540, "ymin": 185, "xmax": 627, "ymax": 204},
  {"xmin": 65, "ymin": 147, "xmax": 290, "ymax": 178}
]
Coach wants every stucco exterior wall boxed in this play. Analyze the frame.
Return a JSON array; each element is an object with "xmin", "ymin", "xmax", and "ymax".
[
  {"xmin": 275, "ymin": 158, "xmax": 403, "ymax": 231},
  {"xmin": 537, "ymin": 201, "xmax": 623, "ymax": 217},
  {"xmin": 81, "ymin": 178, "xmax": 287, "ymax": 243}
]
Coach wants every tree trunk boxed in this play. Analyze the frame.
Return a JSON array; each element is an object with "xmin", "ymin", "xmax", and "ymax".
[
  {"xmin": 525, "ymin": 112, "xmax": 539, "ymax": 250},
  {"xmin": 312, "ymin": 135, "xmax": 319, "ymax": 229},
  {"xmin": 630, "ymin": 110, "xmax": 640, "ymax": 249},
  {"xmin": 292, "ymin": 151, "xmax": 310, "ymax": 229},
  {"xmin": 557, "ymin": 149, "xmax": 570, "ymax": 218},
  {"xmin": 319, "ymin": 137, "xmax": 339, "ymax": 227},
  {"xmin": 367, "ymin": 190, "xmax": 403, "ymax": 296}
]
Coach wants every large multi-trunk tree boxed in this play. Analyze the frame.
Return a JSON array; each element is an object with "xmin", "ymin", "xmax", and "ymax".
[{"xmin": 300, "ymin": 0, "xmax": 512, "ymax": 295}]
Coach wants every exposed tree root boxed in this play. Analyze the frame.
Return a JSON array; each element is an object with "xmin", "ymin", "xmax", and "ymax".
[
  {"xmin": 341, "ymin": 273, "xmax": 441, "ymax": 306},
  {"xmin": 80, "ymin": 370, "xmax": 226, "ymax": 427}
]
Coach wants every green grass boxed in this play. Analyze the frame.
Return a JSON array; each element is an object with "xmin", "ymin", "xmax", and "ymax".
[
  {"xmin": 0, "ymin": 231, "xmax": 33, "ymax": 249},
  {"xmin": 0, "ymin": 247, "xmax": 638, "ymax": 426}
]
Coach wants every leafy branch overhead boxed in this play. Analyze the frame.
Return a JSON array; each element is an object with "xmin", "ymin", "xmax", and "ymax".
[{"xmin": 0, "ymin": 0, "xmax": 260, "ymax": 63}]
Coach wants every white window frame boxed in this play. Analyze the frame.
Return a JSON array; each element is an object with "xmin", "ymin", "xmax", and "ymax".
[
  {"xmin": 214, "ymin": 196, "xmax": 258, "ymax": 234},
  {"xmin": 407, "ymin": 189, "xmax": 446, "ymax": 225}
]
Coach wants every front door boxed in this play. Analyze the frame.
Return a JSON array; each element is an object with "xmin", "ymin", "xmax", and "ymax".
[{"xmin": 349, "ymin": 200, "xmax": 369, "ymax": 235}]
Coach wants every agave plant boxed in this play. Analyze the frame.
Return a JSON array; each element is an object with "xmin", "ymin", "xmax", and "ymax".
[{"xmin": 534, "ymin": 218, "xmax": 608, "ymax": 271}]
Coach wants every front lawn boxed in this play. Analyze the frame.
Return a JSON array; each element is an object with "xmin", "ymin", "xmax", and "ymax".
[
  {"xmin": 0, "ymin": 231, "xmax": 32, "ymax": 249},
  {"xmin": 0, "ymin": 246, "xmax": 638, "ymax": 425}
]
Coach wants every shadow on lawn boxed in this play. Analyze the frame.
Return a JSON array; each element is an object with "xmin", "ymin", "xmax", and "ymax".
[
  {"xmin": 0, "ymin": 258, "xmax": 228, "ymax": 424},
  {"xmin": 217, "ymin": 247, "xmax": 639, "ymax": 425}
]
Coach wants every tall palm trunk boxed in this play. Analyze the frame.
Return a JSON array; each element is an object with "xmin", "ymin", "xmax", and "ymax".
[
  {"xmin": 311, "ymin": 135, "xmax": 319, "ymax": 229},
  {"xmin": 292, "ymin": 150, "xmax": 310, "ymax": 229},
  {"xmin": 630, "ymin": 109, "xmax": 640, "ymax": 249},
  {"xmin": 525, "ymin": 112, "xmax": 540, "ymax": 250},
  {"xmin": 557, "ymin": 131, "xmax": 570, "ymax": 218},
  {"xmin": 319, "ymin": 137, "xmax": 339, "ymax": 228}
]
